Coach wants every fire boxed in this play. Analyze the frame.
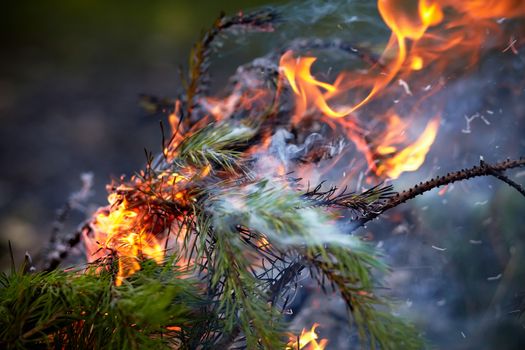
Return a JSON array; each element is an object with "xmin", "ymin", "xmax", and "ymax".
[
  {"xmin": 376, "ymin": 116, "xmax": 440, "ymax": 179},
  {"xmin": 278, "ymin": 0, "xmax": 524, "ymax": 180},
  {"xmin": 83, "ymin": 168, "xmax": 197, "ymax": 285},
  {"xmin": 84, "ymin": 194, "xmax": 166, "ymax": 286},
  {"xmin": 280, "ymin": 51, "xmax": 351, "ymax": 122},
  {"xmin": 286, "ymin": 324, "xmax": 328, "ymax": 350},
  {"xmin": 81, "ymin": 0, "xmax": 524, "ymax": 286}
]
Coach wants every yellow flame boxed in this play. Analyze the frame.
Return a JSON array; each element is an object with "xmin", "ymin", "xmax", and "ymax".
[
  {"xmin": 287, "ymin": 324, "xmax": 328, "ymax": 350},
  {"xmin": 376, "ymin": 116, "xmax": 440, "ymax": 179},
  {"xmin": 86, "ymin": 196, "xmax": 166, "ymax": 286}
]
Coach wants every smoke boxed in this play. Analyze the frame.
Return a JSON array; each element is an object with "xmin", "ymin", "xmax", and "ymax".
[
  {"xmin": 208, "ymin": 1, "xmax": 525, "ymax": 348},
  {"xmin": 207, "ymin": 179, "xmax": 363, "ymax": 249}
]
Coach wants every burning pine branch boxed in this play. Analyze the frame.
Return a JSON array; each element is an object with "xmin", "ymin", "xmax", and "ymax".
[{"xmin": 3, "ymin": 1, "xmax": 525, "ymax": 349}]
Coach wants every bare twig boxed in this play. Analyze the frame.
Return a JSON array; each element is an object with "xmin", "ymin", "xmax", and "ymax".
[
  {"xmin": 42, "ymin": 173, "xmax": 94, "ymax": 271},
  {"xmin": 50, "ymin": 172, "xmax": 93, "ymax": 243},
  {"xmin": 352, "ymin": 157, "xmax": 525, "ymax": 231},
  {"xmin": 482, "ymin": 160, "xmax": 525, "ymax": 197},
  {"xmin": 186, "ymin": 9, "xmax": 277, "ymax": 123},
  {"xmin": 44, "ymin": 222, "xmax": 90, "ymax": 272}
]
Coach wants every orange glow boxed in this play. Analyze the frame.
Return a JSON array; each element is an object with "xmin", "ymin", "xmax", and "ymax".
[
  {"xmin": 376, "ymin": 116, "xmax": 440, "ymax": 179},
  {"xmin": 204, "ymin": 86, "xmax": 273, "ymax": 123},
  {"xmin": 447, "ymin": 0, "xmax": 525, "ymax": 19},
  {"xmin": 410, "ymin": 55, "xmax": 424, "ymax": 70},
  {"xmin": 287, "ymin": 324, "xmax": 328, "ymax": 350},
  {"xmin": 83, "ymin": 163, "xmax": 207, "ymax": 284},
  {"xmin": 84, "ymin": 196, "xmax": 166, "ymax": 286},
  {"xmin": 278, "ymin": 0, "xmax": 524, "ymax": 180},
  {"xmin": 279, "ymin": 50, "xmax": 353, "ymax": 122}
]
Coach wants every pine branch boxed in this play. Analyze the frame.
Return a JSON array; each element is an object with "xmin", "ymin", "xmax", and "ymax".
[
  {"xmin": 175, "ymin": 122, "xmax": 256, "ymax": 173},
  {"xmin": 207, "ymin": 227, "xmax": 285, "ymax": 349},
  {"xmin": 186, "ymin": 9, "xmax": 277, "ymax": 122},
  {"xmin": 302, "ymin": 182, "xmax": 395, "ymax": 215},
  {"xmin": 267, "ymin": 260, "xmax": 304, "ymax": 305},
  {"xmin": 306, "ymin": 247, "xmax": 423, "ymax": 349},
  {"xmin": 42, "ymin": 173, "xmax": 94, "ymax": 271},
  {"xmin": 0, "ymin": 259, "xmax": 206, "ymax": 349},
  {"xmin": 49, "ymin": 172, "xmax": 93, "ymax": 244},
  {"xmin": 352, "ymin": 157, "xmax": 525, "ymax": 231}
]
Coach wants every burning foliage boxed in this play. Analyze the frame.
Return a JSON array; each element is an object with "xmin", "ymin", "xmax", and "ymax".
[{"xmin": 2, "ymin": 1, "xmax": 525, "ymax": 349}]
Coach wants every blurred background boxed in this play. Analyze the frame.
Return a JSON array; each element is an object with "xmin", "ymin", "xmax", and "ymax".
[
  {"xmin": 1, "ymin": 1, "xmax": 525, "ymax": 349},
  {"xmin": 0, "ymin": 0, "xmax": 287, "ymax": 264}
]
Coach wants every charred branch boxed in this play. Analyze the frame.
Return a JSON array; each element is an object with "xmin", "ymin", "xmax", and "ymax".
[
  {"xmin": 482, "ymin": 160, "xmax": 525, "ymax": 197},
  {"xmin": 186, "ymin": 9, "xmax": 277, "ymax": 123},
  {"xmin": 43, "ymin": 223, "xmax": 89, "ymax": 272},
  {"xmin": 352, "ymin": 157, "xmax": 525, "ymax": 231}
]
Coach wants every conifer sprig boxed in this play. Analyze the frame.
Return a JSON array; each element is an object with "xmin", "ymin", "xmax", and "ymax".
[{"xmin": 0, "ymin": 259, "xmax": 206, "ymax": 350}]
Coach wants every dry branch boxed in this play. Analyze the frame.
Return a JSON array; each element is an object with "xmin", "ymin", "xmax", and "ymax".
[{"xmin": 352, "ymin": 157, "xmax": 525, "ymax": 231}]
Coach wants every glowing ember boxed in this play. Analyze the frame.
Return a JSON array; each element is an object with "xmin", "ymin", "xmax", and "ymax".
[{"xmin": 286, "ymin": 324, "xmax": 328, "ymax": 350}]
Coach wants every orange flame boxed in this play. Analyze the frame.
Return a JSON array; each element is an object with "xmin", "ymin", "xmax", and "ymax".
[
  {"xmin": 286, "ymin": 323, "xmax": 328, "ymax": 350},
  {"xmin": 83, "ymin": 168, "xmax": 198, "ymax": 285},
  {"xmin": 376, "ymin": 116, "xmax": 440, "ymax": 179},
  {"xmin": 278, "ymin": 0, "xmax": 524, "ymax": 180},
  {"xmin": 280, "ymin": 51, "xmax": 352, "ymax": 122},
  {"xmin": 82, "ymin": 0, "xmax": 525, "ymax": 285},
  {"xmin": 84, "ymin": 195, "xmax": 166, "ymax": 286}
]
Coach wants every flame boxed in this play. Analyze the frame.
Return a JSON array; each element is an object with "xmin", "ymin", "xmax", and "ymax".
[
  {"xmin": 83, "ymin": 167, "xmax": 200, "ymax": 285},
  {"xmin": 280, "ymin": 51, "xmax": 351, "ymax": 122},
  {"xmin": 82, "ymin": 0, "xmax": 524, "ymax": 285},
  {"xmin": 286, "ymin": 323, "xmax": 328, "ymax": 350},
  {"xmin": 278, "ymin": 0, "xmax": 524, "ymax": 180},
  {"xmin": 85, "ymin": 195, "xmax": 166, "ymax": 286},
  {"xmin": 449, "ymin": 0, "xmax": 525, "ymax": 19},
  {"xmin": 376, "ymin": 116, "xmax": 440, "ymax": 179}
]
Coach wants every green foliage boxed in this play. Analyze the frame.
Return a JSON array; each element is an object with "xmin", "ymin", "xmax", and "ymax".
[
  {"xmin": 176, "ymin": 122, "xmax": 256, "ymax": 173},
  {"xmin": 199, "ymin": 174, "xmax": 422, "ymax": 348},
  {"xmin": 0, "ymin": 260, "xmax": 205, "ymax": 350},
  {"xmin": 207, "ymin": 178, "xmax": 360, "ymax": 248},
  {"xmin": 308, "ymin": 246, "xmax": 424, "ymax": 350},
  {"xmin": 8, "ymin": 2, "xmax": 525, "ymax": 348},
  {"xmin": 10, "ymin": 112, "xmax": 423, "ymax": 348},
  {"xmin": 211, "ymin": 228, "xmax": 286, "ymax": 349}
]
